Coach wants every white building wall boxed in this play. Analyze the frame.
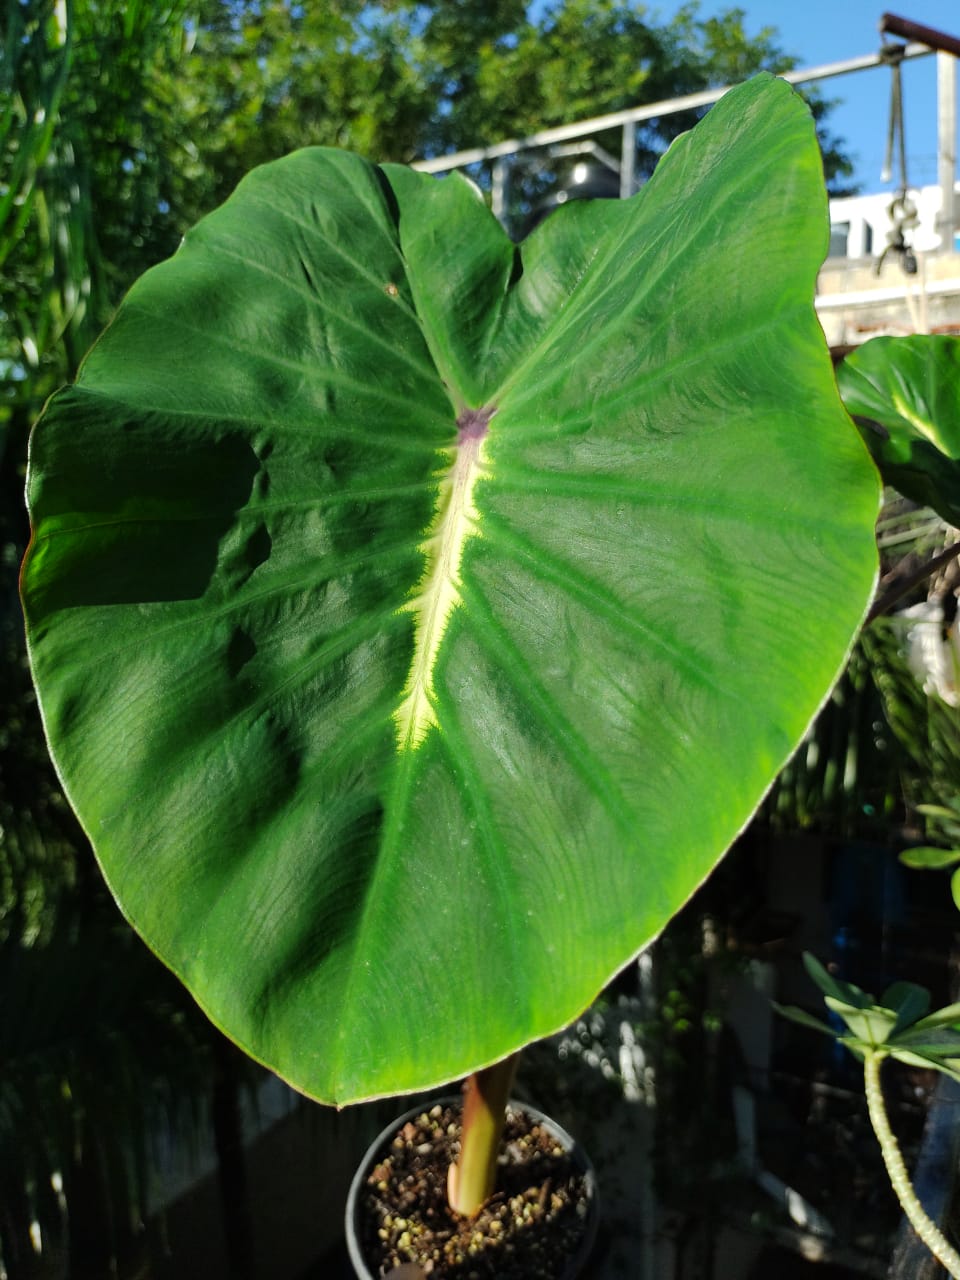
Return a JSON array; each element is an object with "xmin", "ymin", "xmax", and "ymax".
[{"xmin": 827, "ymin": 182, "xmax": 960, "ymax": 261}]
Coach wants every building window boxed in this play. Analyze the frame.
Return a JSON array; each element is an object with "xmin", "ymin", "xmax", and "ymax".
[{"xmin": 828, "ymin": 222, "xmax": 850, "ymax": 258}]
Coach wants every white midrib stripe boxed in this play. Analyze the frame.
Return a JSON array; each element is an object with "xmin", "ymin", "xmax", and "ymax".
[{"xmin": 393, "ymin": 429, "xmax": 488, "ymax": 750}]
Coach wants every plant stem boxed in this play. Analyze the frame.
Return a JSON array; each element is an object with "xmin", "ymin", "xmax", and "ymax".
[
  {"xmin": 864, "ymin": 1050, "xmax": 960, "ymax": 1278},
  {"xmin": 447, "ymin": 1053, "xmax": 519, "ymax": 1217}
]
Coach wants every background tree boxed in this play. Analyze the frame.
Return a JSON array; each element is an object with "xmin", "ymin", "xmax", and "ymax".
[
  {"xmin": 172, "ymin": 1, "xmax": 856, "ymax": 230},
  {"xmin": 0, "ymin": 7, "xmax": 250, "ymax": 1277}
]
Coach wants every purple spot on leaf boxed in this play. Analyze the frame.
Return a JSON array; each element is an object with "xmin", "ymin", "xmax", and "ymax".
[{"xmin": 457, "ymin": 405, "xmax": 495, "ymax": 444}]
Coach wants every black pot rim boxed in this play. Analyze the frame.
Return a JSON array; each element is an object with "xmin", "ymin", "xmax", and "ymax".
[{"xmin": 344, "ymin": 1095, "xmax": 599, "ymax": 1279}]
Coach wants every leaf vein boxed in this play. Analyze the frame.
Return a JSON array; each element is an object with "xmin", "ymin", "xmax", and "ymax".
[{"xmin": 458, "ymin": 579, "xmax": 635, "ymax": 837}]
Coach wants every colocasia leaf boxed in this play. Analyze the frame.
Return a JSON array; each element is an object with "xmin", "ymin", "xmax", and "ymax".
[{"xmin": 21, "ymin": 76, "xmax": 878, "ymax": 1104}]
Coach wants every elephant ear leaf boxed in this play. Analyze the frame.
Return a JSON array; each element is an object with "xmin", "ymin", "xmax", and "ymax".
[
  {"xmin": 837, "ymin": 334, "xmax": 960, "ymax": 525},
  {"xmin": 21, "ymin": 74, "xmax": 879, "ymax": 1105}
]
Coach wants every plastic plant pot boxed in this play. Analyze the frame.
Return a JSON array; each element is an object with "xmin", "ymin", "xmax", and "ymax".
[{"xmin": 345, "ymin": 1097, "xmax": 599, "ymax": 1279}]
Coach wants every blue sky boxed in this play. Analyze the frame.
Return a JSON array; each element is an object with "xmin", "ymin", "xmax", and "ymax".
[{"xmin": 682, "ymin": 1, "xmax": 959, "ymax": 192}]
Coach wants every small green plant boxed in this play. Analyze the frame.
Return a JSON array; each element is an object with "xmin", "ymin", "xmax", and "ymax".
[
  {"xmin": 777, "ymin": 954, "xmax": 960, "ymax": 1278},
  {"xmin": 20, "ymin": 73, "xmax": 880, "ymax": 1226},
  {"xmin": 900, "ymin": 802, "xmax": 960, "ymax": 912},
  {"xmin": 777, "ymin": 332, "xmax": 960, "ymax": 1273}
]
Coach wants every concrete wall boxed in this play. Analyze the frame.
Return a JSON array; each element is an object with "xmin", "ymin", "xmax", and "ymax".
[{"xmin": 816, "ymin": 249, "xmax": 960, "ymax": 347}]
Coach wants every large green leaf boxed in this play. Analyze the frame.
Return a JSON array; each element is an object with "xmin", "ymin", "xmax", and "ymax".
[
  {"xmin": 21, "ymin": 75, "xmax": 878, "ymax": 1104},
  {"xmin": 837, "ymin": 335, "xmax": 960, "ymax": 526}
]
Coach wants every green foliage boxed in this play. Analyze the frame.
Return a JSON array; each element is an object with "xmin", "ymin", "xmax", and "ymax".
[
  {"xmin": 0, "ymin": 1, "xmax": 73, "ymax": 280},
  {"xmin": 838, "ymin": 336, "xmax": 960, "ymax": 530},
  {"xmin": 1, "ymin": 1, "xmax": 858, "ymax": 437},
  {"xmin": 0, "ymin": 0, "xmax": 867, "ymax": 1264},
  {"xmin": 899, "ymin": 843, "xmax": 960, "ymax": 871},
  {"xmin": 1, "ymin": 0, "xmax": 193, "ymax": 434},
  {"xmin": 777, "ymin": 953, "xmax": 960, "ymax": 1083},
  {"xmin": 781, "ymin": 952, "xmax": 960, "ymax": 1277},
  {"xmin": 832, "ymin": 331, "xmax": 960, "ymax": 864},
  {"xmin": 898, "ymin": 797, "xmax": 960, "ymax": 917},
  {"xmin": 174, "ymin": 0, "xmax": 430, "ymax": 210},
  {"xmin": 0, "ymin": 0, "xmax": 195, "ymax": 967},
  {"xmin": 763, "ymin": 638, "xmax": 905, "ymax": 837},
  {"xmin": 0, "ymin": 639, "xmax": 81, "ymax": 949},
  {"xmin": 0, "ymin": 913, "xmax": 215, "ymax": 1276},
  {"xmin": 21, "ymin": 76, "xmax": 878, "ymax": 1105},
  {"xmin": 865, "ymin": 619, "xmax": 960, "ymax": 811},
  {"xmin": 0, "ymin": 8, "xmax": 249, "ymax": 1268},
  {"xmin": 172, "ymin": 1, "xmax": 856, "ymax": 234}
]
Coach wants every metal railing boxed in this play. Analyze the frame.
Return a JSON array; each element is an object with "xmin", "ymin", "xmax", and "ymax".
[{"xmin": 413, "ymin": 19, "xmax": 957, "ymax": 250}]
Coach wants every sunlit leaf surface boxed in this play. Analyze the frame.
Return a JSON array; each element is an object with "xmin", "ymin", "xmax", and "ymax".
[
  {"xmin": 838, "ymin": 335, "xmax": 960, "ymax": 526},
  {"xmin": 22, "ymin": 76, "xmax": 878, "ymax": 1103}
]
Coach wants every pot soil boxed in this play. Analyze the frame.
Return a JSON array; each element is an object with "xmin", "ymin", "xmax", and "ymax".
[{"xmin": 345, "ymin": 1098, "xmax": 597, "ymax": 1279}]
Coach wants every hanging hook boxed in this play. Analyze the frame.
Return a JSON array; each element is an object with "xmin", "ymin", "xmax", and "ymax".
[
  {"xmin": 876, "ymin": 41, "xmax": 918, "ymax": 276},
  {"xmin": 880, "ymin": 42, "xmax": 907, "ymax": 187}
]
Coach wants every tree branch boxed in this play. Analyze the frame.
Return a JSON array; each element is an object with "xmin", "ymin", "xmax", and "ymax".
[{"xmin": 866, "ymin": 539, "xmax": 960, "ymax": 625}]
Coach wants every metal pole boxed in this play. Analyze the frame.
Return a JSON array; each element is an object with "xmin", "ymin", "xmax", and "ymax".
[
  {"xmin": 938, "ymin": 51, "xmax": 957, "ymax": 252},
  {"xmin": 881, "ymin": 13, "xmax": 960, "ymax": 59},
  {"xmin": 412, "ymin": 44, "xmax": 934, "ymax": 175},
  {"xmin": 620, "ymin": 120, "xmax": 636, "ymax": 199},
  {"xmin": 491, "ymin": 157, "xmax": 507, "ymax": 222}
]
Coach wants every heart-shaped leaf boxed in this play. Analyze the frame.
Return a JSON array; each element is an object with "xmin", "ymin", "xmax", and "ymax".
[
  {"xmin": 837, "ymin": 335, "xmax": 960, "ymax": 526},
  {"xmin": 21, "ymin": 75, "xmax": 878, "ymax": 1104}
]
